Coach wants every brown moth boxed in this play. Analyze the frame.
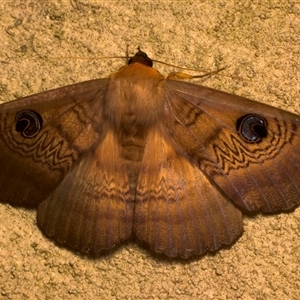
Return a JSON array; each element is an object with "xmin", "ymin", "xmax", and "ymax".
[{"xmin": 0, "ymin": 49, "xmax": 299, "ymax": 259}]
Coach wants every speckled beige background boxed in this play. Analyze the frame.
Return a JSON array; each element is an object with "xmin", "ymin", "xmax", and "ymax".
[{"xmin": 0, "ymin": 1, "xmax": 299, "ymax": 299}]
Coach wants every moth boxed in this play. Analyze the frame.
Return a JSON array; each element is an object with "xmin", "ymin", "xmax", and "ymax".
[{"xmin": 0, "ymin": 49, "xmax": 299, "ymax": 259}]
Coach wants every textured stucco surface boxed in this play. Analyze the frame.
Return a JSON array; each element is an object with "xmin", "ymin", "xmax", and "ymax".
[{"xmin": 0, "ymin": 1, "xmax": 299, "ymax": 299}]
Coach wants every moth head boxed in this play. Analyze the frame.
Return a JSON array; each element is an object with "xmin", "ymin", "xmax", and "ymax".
[{"xmin": 128, "ymin": 47, "xmax": 153, "ymax": 67}]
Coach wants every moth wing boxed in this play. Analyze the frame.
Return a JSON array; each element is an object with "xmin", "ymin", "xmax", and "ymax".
[
  {"xmin": 37, "ymin": 128, "xmax": 133, "ymax": 253},
  {"xmin": 0, "ymin": 79, "xmax": 108, "ymax": 205},
  {"xmin": 163, "ymin": 80, "xmax": 300, "ymax": 212},
  {"xmin": 133, "ymin": 128, "xmax": 243, "ymax": 258}
]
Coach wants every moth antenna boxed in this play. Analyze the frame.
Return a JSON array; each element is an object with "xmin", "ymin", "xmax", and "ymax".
[
  {"xmin": 152, "ymin": 59, "xmax": 211, "ymax": 72},
  {"xmin": 46, "ymin": 55, "xmax": 128, "ymax": 60},
  {"xmin": 44, "ymin": 50, "xmax": 240, "ymax": 81}
]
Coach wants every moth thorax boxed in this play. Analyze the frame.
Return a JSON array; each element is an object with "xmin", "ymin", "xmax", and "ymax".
[{"xmin": 105, "ymin": 63, "xmax": 165, "ymax": 128}]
